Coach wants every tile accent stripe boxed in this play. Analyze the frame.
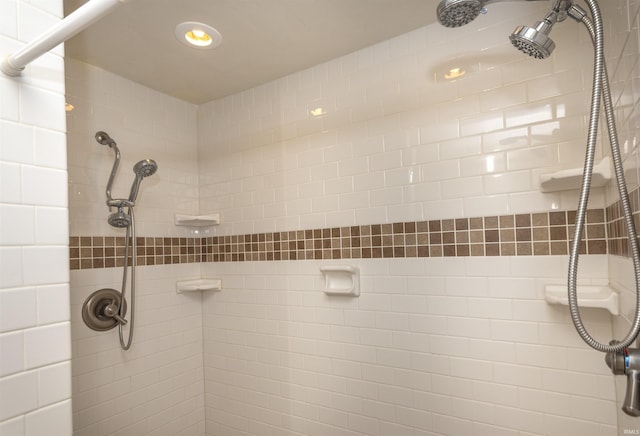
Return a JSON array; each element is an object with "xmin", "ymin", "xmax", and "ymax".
[
  {"xmin": 69, "ymin": 209, "xmax": 609, "ymax": 270},
  {"xmin": 606, "ymin": 187, "xmax": 640, "ymax": 257},
  {"xmin": 69, "ymin": 236, "xmax": 202, "ymax": 270}
]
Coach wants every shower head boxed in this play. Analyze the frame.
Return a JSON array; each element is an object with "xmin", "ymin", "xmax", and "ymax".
[
  {"xmin": 128, "ymin": 159, "xmax": 158, "ymax": 203},
  {"xmin": 108, "ymin": 208, "xmax": 131, "ymax": 228},
  {"xmin": 509, "ymin": 1, "xmax": 579, "ymax": 59},
  {"xmin": 510, "ymin": 19, "xmax": 556, "ymax": 59},
  {"xmin": 436, "ymin": 0, "xmax": 484, "ymax": 28},
  {"xmin": 96, "ymin": 130, "xmax": 121, "ymax": 203},
  {"xmin": 95, "ymin": 131, "xmax": 117, "ymax": 148},
  {"xmin": 436, "ymin": 0, "xmax": 554, "ymax": 29}
]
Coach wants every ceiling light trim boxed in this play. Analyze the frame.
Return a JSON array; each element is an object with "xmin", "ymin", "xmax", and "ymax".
[{"xmin": 174, "ymin": 21, "xmax": 222, "ymax": 50}]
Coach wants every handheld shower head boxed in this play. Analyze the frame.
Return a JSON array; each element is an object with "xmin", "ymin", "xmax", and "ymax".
[
  {"xmin": 128, "ymin": 159, "xmax": 158, "ymax": 203},
  {"xmin": 133, "ymin": 159, "xmax": 158, "ymax": 178},
  {"xmin": 436, "ymin": 0, "xmax": 484, "ymax": 28}
]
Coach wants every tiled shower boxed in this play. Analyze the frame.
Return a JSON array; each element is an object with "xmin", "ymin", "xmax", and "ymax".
[{"xmin": 2, "ymin": 0, "xmax": 640, "ymax": 435}]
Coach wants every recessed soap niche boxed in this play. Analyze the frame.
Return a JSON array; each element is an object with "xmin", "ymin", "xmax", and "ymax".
[{"xmin": 320, "ymin": 266, "xmax": 360, "ymax": 297}]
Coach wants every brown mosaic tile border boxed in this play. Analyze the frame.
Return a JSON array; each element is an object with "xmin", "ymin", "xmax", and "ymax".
[
  {"xmin": 607, "ymin": 187, "xmax": 640, "ymax": 257},
  {"xmin": 69, "ymin": 209, "xmax": 609, "ymax": 270},
  {"xmin": 69, "ymin": 237, "xmax": 203, "ymax": 270}
]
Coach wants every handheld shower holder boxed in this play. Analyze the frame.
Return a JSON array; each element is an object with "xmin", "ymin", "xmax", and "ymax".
[
  {"xmin": 606, "ymin": 344, "xmax": 640, "ymax": 416},
  {"xmin": 107, "ymin": 199, "xmax": 134, "ymax": 208}
]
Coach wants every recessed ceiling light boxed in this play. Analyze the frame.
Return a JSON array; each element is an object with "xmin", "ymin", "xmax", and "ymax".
[
  {"xmin": 444, "ymin": 67, "xmax": 465, "ymax": 80},
  {"xmin": 310, "ymin": 107, "xmax": 326, "ymax": 117},
  {"xmin": 175, "ymin": 22, "xmax": 222, "ymax": 49}
]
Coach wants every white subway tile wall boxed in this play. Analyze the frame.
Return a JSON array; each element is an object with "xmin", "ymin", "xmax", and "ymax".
[
  {"xmin": 198, "ymin": 3, "xmax": 606, "ymax": 236},
  {"xmin": 65, "ymin": 59, "xmax": 200, "ymax": 238},
  {"xmin": 0, "ymin": 0, "xmax": 71, "ymax": 434},
  {"xmin": 65, "ymin": 61, "xmax": 206, "ymax": 434},
  {"xmin": 201, "ymin": 258, "xmax": 616, "ymax": 435},
  {"xmin": 69, "ymin": 264, "xmax": 206, "ymax": 436},
  {"xmin": 193, "ymin": 1, "xmax": 635, "ymax": 435}
]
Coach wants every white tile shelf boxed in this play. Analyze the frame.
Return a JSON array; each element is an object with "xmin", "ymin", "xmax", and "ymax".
[
  {"xmin": 174, "ymin": 213, "xmax": 220, "ymax": 227},
  {"xmin": 539, "ymin": 156, "xmax": 611, "ymax": 193},
  {"xmin": 176, "ymin": 279, "xmax": 222, "ymax": 293},
  {"xmin": 544, "ymin": 284, "xmax": 618, "ymax": 315}
]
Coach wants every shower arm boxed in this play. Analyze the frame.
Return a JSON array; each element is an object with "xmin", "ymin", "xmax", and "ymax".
[
  {"xmin": 550, "ymin": 0, "xmax": 574, "ymax": 22},
  {"xmin": 540, "ymin": 1, "xmax": 578, "ymax": 25},
  {"xmin": 105, "ymin": 143, "xmax": 121, "ymax": 206},
  {"xmin": 1, "ymin": 0, "xmax": 127, "ymax": 77}
]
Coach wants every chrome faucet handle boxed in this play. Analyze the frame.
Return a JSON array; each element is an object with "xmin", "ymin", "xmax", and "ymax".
[
  {"xmin": 624, "ymin": 348, "xmax": 640, "ymax": 416},
  {"xmin": 624, "ymin": 369, "xmax": 640, "ymax": 417},
  {"xmin": 606, "ymin": 343, "xmax": 640, "ymax": 416},
  {"xmin": 103, "ymin": 302, "xmax": 128, "ymax": 325}
]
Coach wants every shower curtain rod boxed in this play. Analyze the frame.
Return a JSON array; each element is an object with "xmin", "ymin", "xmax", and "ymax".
[{"xmin": 1, "ymin": 0, "xmax": 127, "ymax": 77}]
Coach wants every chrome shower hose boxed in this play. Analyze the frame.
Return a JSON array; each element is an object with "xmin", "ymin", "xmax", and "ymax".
[
  {"xmin": 568, "ymin": 0, "xmax": 640, "ymax": 353},
  {"xmin": 118, "ymin": 207, "xmax": 136, "ymax": 350}
]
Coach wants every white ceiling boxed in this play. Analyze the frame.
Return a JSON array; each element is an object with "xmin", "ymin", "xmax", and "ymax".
[{"xmin": 64, "ymin": 0, "xmax": 440, "ymax": 104}]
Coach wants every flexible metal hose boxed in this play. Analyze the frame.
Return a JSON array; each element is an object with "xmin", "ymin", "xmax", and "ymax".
[
  {"xmin": 118, "ymin": 206, "xmax": 136, "ymax": 350},
  {"xmin": 567, "ymin": 0, "xmax": 640, "ymax": 353}
]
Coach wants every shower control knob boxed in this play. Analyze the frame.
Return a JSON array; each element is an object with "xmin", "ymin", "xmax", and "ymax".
[
  {"xmin": 81, "ymin": 288, "xmax": 127, "ymax": 331},
  {"xmin": 606, "ymin": 345, "xmax": 640, "ymax": 417},
  {"xmin": 625, "ymin": 369, "xmax": 640, "ymax": 417},
  {"xmin": 104, "ymin": 303, "xmax": 127, "ymax": 325},
  {"xmin": 623, "ymin": 348, "xmax": 640, "ymax": 416}
]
